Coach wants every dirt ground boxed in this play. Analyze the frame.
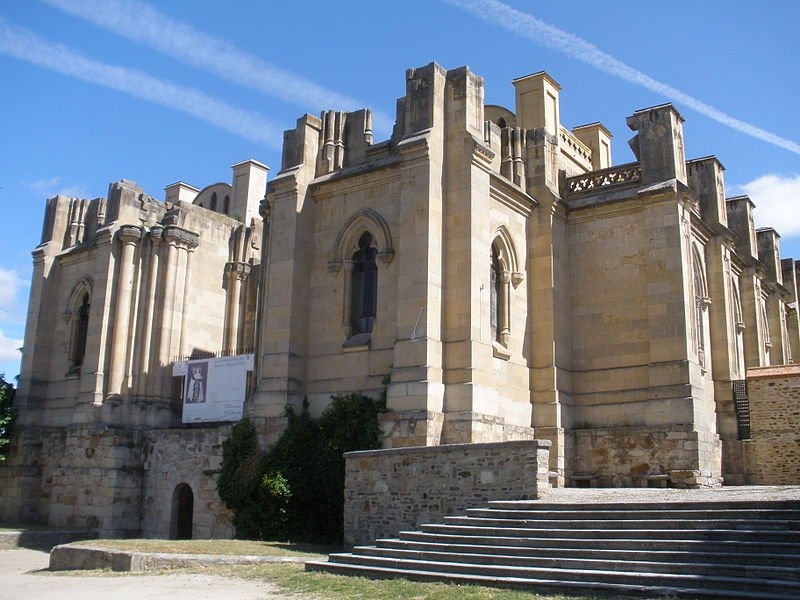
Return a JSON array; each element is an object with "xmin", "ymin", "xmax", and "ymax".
[{"xmin": 0, "ymin": 548, "xmax": 292, "ymax": 600}]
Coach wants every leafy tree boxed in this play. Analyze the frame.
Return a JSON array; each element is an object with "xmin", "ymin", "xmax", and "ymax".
[
  {"xmin": 0, "ymin": 374, "xmax": 16, "ymax": 462},
  {"xmin": 217, "ymin": 391, "xmax": 385, "ymax": 543}
]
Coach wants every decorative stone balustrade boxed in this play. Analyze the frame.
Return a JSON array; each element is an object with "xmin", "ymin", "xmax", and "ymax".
[
  {"xmin": 565, "ymin": 162, "xmax": 642, "ymax": 196},
  {"xmin": 559, "ymin": 126, "xmax": 593, "ymax": 166}
]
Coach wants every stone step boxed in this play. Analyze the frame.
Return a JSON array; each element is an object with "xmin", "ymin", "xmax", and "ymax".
[
  {"xmin": 418, "ymin": 523, "xmax": 800, "ymax": 542},
  {"xmin": 465, "ymin": 507, "xmax": 800, "ymax": 522},
  {"xmin": 486, "ymin": 500, "xmax": 800, "ymax": 512},
  {"xmin": 445, "ymin": 515, "xmax": 799, "ymax": 531},
  {"xmin": 306, "ymin": 560, "xmax": 798, "ymax": 600},
  {"xmin": 354, "ymin": 545, "xmax": 800, "ymax": 581},
  {"xmin": 398, "ymin": 530, "xmax": 800, "ymax": 554},
  {"xmin": 375, "ymin": 538, "xmax": 800, "ymax": 568},
  {"xmin": 319, "ymin": 554, "xmax": 800, "ymax": 597}
]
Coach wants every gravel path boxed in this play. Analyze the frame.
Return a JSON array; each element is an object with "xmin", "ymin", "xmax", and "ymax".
[{"xmin": 0, "ymin": 548, "xmax": 295, "ymax": 600}]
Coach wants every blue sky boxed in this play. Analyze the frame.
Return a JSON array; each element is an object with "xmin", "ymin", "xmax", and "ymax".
[{"xmin": 1, "ymin": 0, "xmax": 798, "ymax": 380}]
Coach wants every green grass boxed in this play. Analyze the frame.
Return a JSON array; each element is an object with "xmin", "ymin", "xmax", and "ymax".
[
  {"xmin": 71, "ymin": 538, "xmax": 334, "ymax": 558},
  {"xmin": 52, "ymin": 539, "xmax": 675, "ymax": 599},
  {"xmin": 197, "ymin": 562, "xmax": 651, "ymax": 600}
]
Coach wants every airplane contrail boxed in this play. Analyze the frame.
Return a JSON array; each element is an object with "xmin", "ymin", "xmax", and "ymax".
[
  {"xmin": 42, "ymin": 0, "xmax": 395, "ymax": 135},
  {"xmin": 444, "ymin": 0, "xmax": 800, "ymax": 156},
  {"xmin": 0, "ymin": 18, "xmax": 282, "ymax": 149}
]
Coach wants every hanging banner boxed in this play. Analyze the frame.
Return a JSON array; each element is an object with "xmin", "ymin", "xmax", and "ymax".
[{"xmin": 173, "ymin": 354, "xmax": 254, "ymax": 423}]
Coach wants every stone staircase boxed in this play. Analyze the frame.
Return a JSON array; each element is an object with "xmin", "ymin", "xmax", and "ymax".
[{"xmin": 306, "ymin": 499, "xmax": 800, "ymax": 599}]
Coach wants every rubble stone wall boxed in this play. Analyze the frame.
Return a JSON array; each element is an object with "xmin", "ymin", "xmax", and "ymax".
[
  {"xmin": 570, "ymin": 424, "xmax": 721, "ymax": 488},
  {"xmin": 744, "ymin": 365, "xmax": 800, "ymax": 484},
  {"xmin": 142, "ymin": 426, "xmax": 234, "ymax": 539},
  {"xmin": 343, "ymin": 439, "xmax": 551, "ymax": 547}
]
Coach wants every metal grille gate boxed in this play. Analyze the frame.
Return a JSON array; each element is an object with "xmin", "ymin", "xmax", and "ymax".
[{"xmin": 732, "ymin": 379, "xmax": 751, "ymax": 440}]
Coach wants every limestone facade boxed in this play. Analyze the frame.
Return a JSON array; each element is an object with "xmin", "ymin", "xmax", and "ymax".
[{"xmin": 2, "ymin": 62, "xmax": 799, "ymax": 538}]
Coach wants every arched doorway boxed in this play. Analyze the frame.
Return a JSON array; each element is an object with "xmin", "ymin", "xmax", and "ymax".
[{"xmin": 171, "ymin": 483, "xmax": 194, "ymax": 540}]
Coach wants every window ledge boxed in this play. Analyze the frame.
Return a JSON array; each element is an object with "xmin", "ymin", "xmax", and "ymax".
[
  {"xmin": 492, "ymin": 342, "xmax": 511, "ymax": 361},
  {"xmin": 343, "ymin": 332, "xmax": 371, "ymax": 352}
]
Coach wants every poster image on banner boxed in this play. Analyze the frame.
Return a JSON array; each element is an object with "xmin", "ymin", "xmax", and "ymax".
[{"xmin": 173, "ymin": 354, "xmax": 254, "ymax": 423}]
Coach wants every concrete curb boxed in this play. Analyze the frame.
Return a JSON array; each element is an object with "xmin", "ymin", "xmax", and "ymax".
[{"xmin": 48, "ymin": 544, "xmax": 313, "ymax": 571}]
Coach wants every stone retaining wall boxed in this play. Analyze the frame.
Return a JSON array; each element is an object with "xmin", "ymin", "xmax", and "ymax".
[
  {"xmin": 343, "ymin": 439, "xmax": 551, "ymax": 547},
  {"xmin": 744, "ymin": 365, "xmax": 800, "ymax": 484}
]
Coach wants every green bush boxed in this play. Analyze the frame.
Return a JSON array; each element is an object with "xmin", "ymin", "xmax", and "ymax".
[
  {"xmin": 0, "ymin": 375, "xmax": 16, "ymax": 462},
  {"xmin": 218, "ymin": 390, "xmax": 385, "ymax": 543}
]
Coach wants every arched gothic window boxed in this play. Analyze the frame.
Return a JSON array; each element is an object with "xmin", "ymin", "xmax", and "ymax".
[
  {"xmin": 490, "ymin": 247, "xmax": 501, "ymax": 342},
  {"xmin": 691, "ymin": 246, "xmax": 711, "ymax": 370},
  {"xmin": 210, "ymin": 192, "xmax": 218, "ymax": 212},
  {"xmin": 223, "ymin": 195, "xmax": 230, "ymax": 215},
  {"xmin": 759, "ymin": 296, "xmax": 771, "ymax": 366},
  {"xmin": 350, "ymin": 232, "xmax": 378, "ymax": 335},
  {"xmin": 69, "ymin": 292, "xmax": 90, "ymax": 373},
  {"xmin": 731, "ymin": 282, "xmax": 745, "ymax": 377},
  {"xmin": 490, "ymin": 242, "xmax": 512, "ymax": 348}
]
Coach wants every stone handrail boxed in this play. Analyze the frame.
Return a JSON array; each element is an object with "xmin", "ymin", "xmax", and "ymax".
[{"xmin": 565, "ymin": 162, "xmax": 642, "ymax": 196}]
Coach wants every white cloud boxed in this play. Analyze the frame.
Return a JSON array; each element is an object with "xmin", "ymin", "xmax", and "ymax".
[
  {"xmin": 0, "ymin": 17, "xmax": 282, "ymax": 149},
  {"xmin": 444, "ymin": 0, "xmax": 800, "ymax": 156},
  {"xmin": 735, "ymin": 174, "xmax": 800, "ymax": 238},
  {"xmin": 0, "ymin": 268, "xmax": 24, "ymax": 309},
  {"xmin": 30, "ymin": 176, "xmax": 62, "ymax": 192},
  {"xmin": 42, "ymin": 0, "xmax": 394, "ymax": 135},
  {"xmin": 0, "ymin": 329, "xmax": 23, "ymax": 363},
  {"xmin": 28, "ymin": 177, "xmax": 89, "ymax": 199}
]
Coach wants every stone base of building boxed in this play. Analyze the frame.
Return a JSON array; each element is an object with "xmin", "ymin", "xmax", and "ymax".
[
  {"xmin": 569, "ymin": 424, "xmax": 722, "ymax": 488},
  {"xmin": 379, "ymin": 410, "xmax": 536, "ymax": 448},
  {"xmin": 379, "ymin": 410, "xmax": 445, "ymax": 447},
  {"xmin": 442, "ymin": 411, "xmax": 535, "ymax": 444},
  {"xmin": 0, "ymin": 423, "xmax": 234, "ymax": 539}
]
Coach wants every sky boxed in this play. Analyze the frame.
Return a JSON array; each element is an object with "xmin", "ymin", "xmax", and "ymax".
[{"xmin": 0, "ymin": 0, "xmax": 798, "ymax": 380}]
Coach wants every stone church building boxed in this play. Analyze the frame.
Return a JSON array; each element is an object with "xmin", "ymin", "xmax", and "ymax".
[{"xmin": 2, "ymin": 62, "xmax": 798, "ymax": 539}]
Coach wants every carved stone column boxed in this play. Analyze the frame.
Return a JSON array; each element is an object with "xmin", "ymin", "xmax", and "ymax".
[
  {"xmin": 106, "ymin": 226, "xmax": 141, "ymax": 398},
  {"xmin": 154, "ymin": 226, "xmax": 199, "ymax": 396},
  {"xmin": 225, "ymin": 261, "xmax": 251, "ymax": 354},
  {"xmin": 137, "ymin": 226, "xmax": 162, "ymax": 397}
]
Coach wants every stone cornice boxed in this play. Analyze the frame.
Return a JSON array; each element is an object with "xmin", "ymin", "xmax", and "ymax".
[
  {"xmin": 117, "ymin": 225, "xmax": 143, "ymax": 244},
  {"xmin": 164, "ymin": 225, "xmax": 199, "ymax": 249},
  {"xmin": 489, "ymin": 174, "xmax": 537, "ymax": 217}
]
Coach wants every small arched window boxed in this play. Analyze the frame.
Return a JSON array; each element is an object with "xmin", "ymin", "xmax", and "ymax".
[
  {"xmin": 210, "ymin": 192, "xmax": 218, "ymax": 212},
  {"xmin": 496, "ymin": 117, "xmax": 507, "ymax": 128},
  {"xmin": 223, "ymin": 195, "xmax": 230, "ymax": 215},
  {"xmin": 350, "ymin": 232, "xmax": 378, "ymax": 335}
]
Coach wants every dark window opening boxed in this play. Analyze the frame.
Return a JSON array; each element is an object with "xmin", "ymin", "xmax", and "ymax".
[
  {"xmin": 496, "ymin": 117, "xmax": 507, "ymax": 128},
  {"xmin": 210, "ymin": 192, "xmax": 218, "ymax": 212},
  {"xmin": 351, "ymin": 232, "xmax": 378, "ymax": 335},
  {"xmin": 223, "ymin": 195, "xmax": 230, "ymax": 215},
  {"xmin": 71, "ymin": 293, "xmax": 90, "ymax": 371}
]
